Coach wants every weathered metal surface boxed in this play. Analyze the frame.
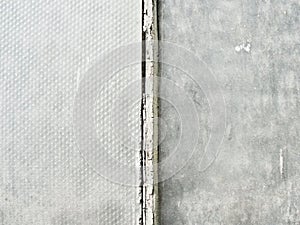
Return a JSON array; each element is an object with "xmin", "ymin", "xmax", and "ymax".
[{"xmin": 142, "ymin": 0, "xmax": 159, "ymax": 224}]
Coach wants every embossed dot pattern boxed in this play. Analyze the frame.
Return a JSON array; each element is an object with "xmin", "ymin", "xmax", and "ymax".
[{"xmin": 0, "ymin": 1, "xmax": 141, "ymax": 224}]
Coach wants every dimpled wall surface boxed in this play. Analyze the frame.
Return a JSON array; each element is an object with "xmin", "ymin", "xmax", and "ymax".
[{"xmin": 0, "ymin": 1, "xmax": 141, "ymax": 224}]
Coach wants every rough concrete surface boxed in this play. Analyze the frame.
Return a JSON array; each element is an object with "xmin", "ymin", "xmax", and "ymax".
[{"xmin": 158, "ymin": 0, "xmax": 300, "ymax": 224}]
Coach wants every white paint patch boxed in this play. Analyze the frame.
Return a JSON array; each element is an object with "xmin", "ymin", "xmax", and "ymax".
[
  {"xmin": 235, "ymin": 41, "xmax": 252, "ymax": 53},
  {"xmin": 235, "ymin": 45, "xmax": 241, "ymax": 52},
  {"xmin": 280, "ymin": 148, "xmax": 284, "ymax": 178}
]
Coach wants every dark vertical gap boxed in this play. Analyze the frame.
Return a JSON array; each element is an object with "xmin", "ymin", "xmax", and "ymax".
[
  {"xmin": 140, "ymin": 0, "xmax": 146, "ymax": 224},
  {"xmin": 154, "ymin": 0, "xmax": 160, "ymax": 223},
  {"xmin": 156, "ymin": 0, "xmax": 162, "ymax": 224}
]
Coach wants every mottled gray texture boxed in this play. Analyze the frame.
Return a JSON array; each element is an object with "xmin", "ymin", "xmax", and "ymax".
[{"xmin": 159, "ymin": 0, "xmax": 300, "ymax": 224}]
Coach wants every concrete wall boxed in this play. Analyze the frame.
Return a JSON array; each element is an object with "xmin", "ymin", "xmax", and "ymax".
[{"xmin": 159, "ymin": 0, "xmax": 300, "ymax": 224}]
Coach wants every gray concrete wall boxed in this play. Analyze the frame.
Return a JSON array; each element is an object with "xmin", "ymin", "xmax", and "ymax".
[{"xmin": 158, "ymin": 0, "xmax": 300, "ymax": 224}]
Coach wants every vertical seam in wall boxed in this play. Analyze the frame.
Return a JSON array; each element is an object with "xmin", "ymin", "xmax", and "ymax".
[
  {"xmin": 140, "ymin": 0, "xmax": 146, "ymax": 223},
  {"xmin": 141, "ymin": 0, "xmax": 158, "ymax": 224}
]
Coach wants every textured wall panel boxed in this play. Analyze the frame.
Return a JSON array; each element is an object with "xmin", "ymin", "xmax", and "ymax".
[{"xmin": 0, "ymin": 1, "xmax": 142, "ymax": 224}]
